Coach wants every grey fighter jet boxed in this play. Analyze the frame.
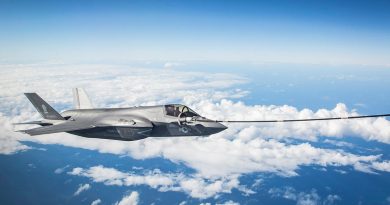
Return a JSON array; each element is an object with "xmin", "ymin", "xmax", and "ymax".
[
  {"xmin": 16, "ymin": 88, "xmax": 390, "ymax": 141},
  {"xmin": 16, "ymin": 88, "xmax": 227, "ymax": 141}
]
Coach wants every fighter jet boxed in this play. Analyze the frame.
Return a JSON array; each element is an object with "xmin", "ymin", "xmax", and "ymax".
[
  {"xmin": 16, "ymin": 88, "xmax": 390, "ymax": 141},
  {"xmin": 16, "ymin": 88, "xmax": 227, "ymax": 141}
]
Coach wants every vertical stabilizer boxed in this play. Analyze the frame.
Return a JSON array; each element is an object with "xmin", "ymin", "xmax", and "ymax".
[
  {"xmin": 72, "ymin": 88, "xmax": 93, "ymax": 109},
  {"xmin": 24, "ymin": 93, "xmax": 65, "ymax": 120}
]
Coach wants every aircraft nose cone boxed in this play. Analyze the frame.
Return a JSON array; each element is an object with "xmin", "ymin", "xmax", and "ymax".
[
  {"xmin": 209, "ymin": 122, "xmax": 227, "ymax": 134},
  {"xmin": 216, "ymin": 122, "xmax": 228, "ymax": 130}
]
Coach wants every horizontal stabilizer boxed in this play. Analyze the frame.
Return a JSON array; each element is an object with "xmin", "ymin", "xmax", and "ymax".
[
  {"xmin": 13, "ymin": 121, "xmax": 52, "ymax": 126},
  {"xmin": 20, "ymin": 121, "xmax": 93, "ymax": 136}
]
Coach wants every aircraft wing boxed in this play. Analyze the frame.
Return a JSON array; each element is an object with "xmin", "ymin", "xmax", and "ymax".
[{"xmin": 19, "ymin": 121, "xmax": 94, "ymax": 136}]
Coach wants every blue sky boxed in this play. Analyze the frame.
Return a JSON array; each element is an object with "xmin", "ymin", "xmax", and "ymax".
[{"xmin": 1, "ymin": 0, "xmax": 390, "ymax": 65}]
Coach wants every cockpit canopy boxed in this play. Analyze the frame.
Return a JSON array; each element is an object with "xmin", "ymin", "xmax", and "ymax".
[{"xmin": 164, "ymin": 104, "xmax": 200, "ymax": 117}]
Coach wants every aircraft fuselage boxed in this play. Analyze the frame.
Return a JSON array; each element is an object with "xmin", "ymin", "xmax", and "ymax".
[{"xmin": 61, "ymin": 105, "xmax": 227, "ymax": 141}]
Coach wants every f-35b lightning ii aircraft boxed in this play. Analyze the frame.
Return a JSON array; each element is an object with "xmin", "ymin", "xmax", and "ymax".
[
  {"xmin": 16, "ymin": 88, "xmax": 227, "ymax": 141},
  {"xmin": 16, "ymin": 88, "xmax": 390, "ymax": 141}
]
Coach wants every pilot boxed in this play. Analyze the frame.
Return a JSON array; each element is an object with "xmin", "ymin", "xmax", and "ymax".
[
  {"xmin": 166, "ymin": 106, "xmax": 175, "ymax": 116},
  {"xmin": 174, "ymin": 107, "xmax": 181, "ymax": 117}
]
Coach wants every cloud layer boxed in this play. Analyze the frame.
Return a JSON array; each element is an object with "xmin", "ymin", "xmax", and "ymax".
[
  {"xmin": 1, "ymin": 63, "xmax": 390, "ymax": 199},
  {"xmin": 269, "ymin": 187, "xmax": 341, "ymax": 205},
  {"xmin": 0, "ymin": 113, "xmax": 30, "ymax": 155},
  {"xmin": 68, "ymin": 165, "xmax": 243, "ymax": 199}
]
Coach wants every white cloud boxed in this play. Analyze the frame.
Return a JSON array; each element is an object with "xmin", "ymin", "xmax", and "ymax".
[
  {"xmin": 74, "ymin": 183, "xmax": 91, "ymax": 196},
  {"xmin": 91, "ymin": 199, "xmax": 102, "ymax": 205},
  {"xmin": 324, "ymin": 195, "xmax": 341, "ymax": 205},
  {"xmin": 115, "ymin": 191, "xmax": 139, "ymax": 205},
  {"xmin": 66, "ymin": 143, "xmax": 386, "ymax": 199},
  {"xmin": 32, "ymin": 131, "xmax": 385, "ymax": 178},
  {"xmin": 216, "ymin": 200, "xmax": 240, "ymax": 205},
  {"xmin": 163, "ymin": 62, "xmax": 184, "ymax": 69},
  {"xmin": 125, "ymin": 137, "xmax": 383, "ymax": 177},
  {"xmin": 54, "ymin": 165, "xmax": 70, "ymax": 174},
  {"xmin": 371, "ymin": 161, "xmax": 390, "ymax": 172},
  {"xmin": 0, "ymin": 113, "xmax": 30, "ymax": 155},
  {"xmin": 269, "ymin": 186, "xmax": 298, "ymax": 200},
  {"xmin": 296, "ymin": 190, "xmax": 320, "ymax": 205},
  {"xmin": 334, "ymin": 169, "xmax": 347, "ymax": 174},
  {"xmin": 269, "ymin": 187, "xmax": 341, "ymax": 205},
  {"xmin": 27, "ymin": 163, "xmax": 36, "ymax": 169},
  {"xmin": 177, "ymin": 175, "xmax": 240, "ymax": 198},
  {"xmin": 323, "ymin": 139, "xmax": 354, "ymax": 148},
  {"xmin": 68, "ymin": 165, "xmax": 246, "ymax": 199},
  {"xmin": 69, "ymin": 165, "xmax": 174, "ymax": 188},
  {"xmin": 192, "ymin": 100, "xmax": 390, "ymax": 144},
  {"xmin": 0, "ymin": 136, "xmax": 30, "ymax": 155},
  {"xmin": 178, "ymin": 201, "xmax": 187, "ymax": 205}
]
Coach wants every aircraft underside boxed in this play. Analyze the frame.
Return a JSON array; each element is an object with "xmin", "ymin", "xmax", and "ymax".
[{"xmin": 67, "ymin": 122, "xmax": 219, "ymax": 141}]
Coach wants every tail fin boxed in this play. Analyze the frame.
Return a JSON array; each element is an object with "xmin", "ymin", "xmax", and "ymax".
[
  {"xmin": 72, "ymin": 88, "xmax": 93, "ymax": 109},
  {"xmin": 24, "ymin": 93, "xmax": 64, "ymax": 120}
]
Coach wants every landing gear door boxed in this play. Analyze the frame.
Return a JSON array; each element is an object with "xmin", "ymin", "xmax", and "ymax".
[{"xmin": 116, "ymin": 127, "xmax": 152, "ymax": 141}]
